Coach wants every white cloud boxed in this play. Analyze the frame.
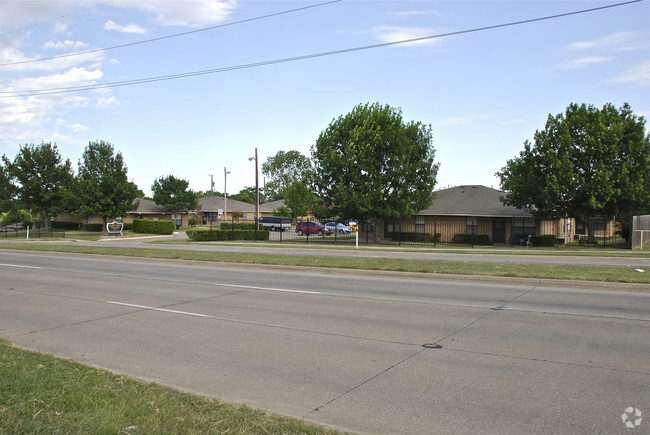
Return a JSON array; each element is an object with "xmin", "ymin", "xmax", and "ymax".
[
  {"xmin": 57, "ymin": 118, "xmax": 90, "ymax": 134},
  {"xmin": 566, "ymin": 31, "xmax": 646, "ymax": 52},
  {"xmin": 606, "ymin": 60, "xmax": 650, "ymax": 87},
  {"xmin": 553, "ymin": 56, "xmax": 615, "ymax": 71},
  {"xmin": 115, "ymin": 0, "xmax": 237, "ymax": 27},
  {"xmin": 43, "ymin": 40, "xmax": 90, "ymax": 51},
  {"xmin": 10, "ymin": 67, "xmax": 103, "ymax": 92},
  {"xmin": 371, "ymin": 26, "xmax": 442, "ymax": 47},
  {"xmin": 53, "ymin": 22, "xmax": 68, "ymax": 34},
  {"xmin": 96, "ymin": 95, "xmax": 119, "ymax": 108},
  {"xmin": 104, "ymin": 20, "xmax": 146, "ymax": 34}
]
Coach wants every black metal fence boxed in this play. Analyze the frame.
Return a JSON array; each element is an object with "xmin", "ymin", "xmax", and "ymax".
[{"xmin": 0, "ymin": 222, "xmax": 66, "ymax": 239}]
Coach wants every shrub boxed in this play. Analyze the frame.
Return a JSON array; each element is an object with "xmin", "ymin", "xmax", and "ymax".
[
  {"xmin": 529, "ymin": 234, "xmax": 557, "ymax": 247},
  {"xmin": 222, "ymin": 222, "xmax": 260, "ymax": 230},
  {"xmin": 51, "ymin": 221, "xmax": 83, "ymax": 230},
  {"xmin": 84, "ymin": 223, "xmax": 105, "ymax": 232},
  {"xmin": 452, "ymin": 234, "xmax": 490, "ymax": 245},
  {"xmin": 133, "ymin": 219, "xmax": 175, "ymax": 235},
  {"xmin": 186, "ymin": 229, "xmax": 269, "ymax": 241},
  {"xmin": 387, "ymin": 232, "xmax": 441, "ymax": 243}
]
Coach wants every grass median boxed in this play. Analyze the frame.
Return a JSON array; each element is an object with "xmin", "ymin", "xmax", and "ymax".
[
  {"xmin": 0, "ymin": 242, "xmax": 648, "ymax": 284},
  {"xmin": 0, "ymin": 340, "xmax": 338, "ymax": 434}
]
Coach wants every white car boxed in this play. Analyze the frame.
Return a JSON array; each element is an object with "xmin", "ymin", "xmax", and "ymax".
[{"xmin": 325, "ymin": 222, "xmax": 352, "ymax": 234}]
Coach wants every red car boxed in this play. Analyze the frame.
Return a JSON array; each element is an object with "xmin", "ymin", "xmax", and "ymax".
[{"xmin": 295, "ymin": 221, "xmax": 332, "ymax": 236}]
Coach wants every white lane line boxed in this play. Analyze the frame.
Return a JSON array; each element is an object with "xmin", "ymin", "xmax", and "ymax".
[
  {"xmin": 0, "ymin": 263, "xmax": 42, "ymax": 269},
  {"xmin": 107, "ymin": 301, "xmax": 212, "ymax": 318},
  {"xmin": 217, "ymin": 283, "xmax": 321, "ymax": 295}
]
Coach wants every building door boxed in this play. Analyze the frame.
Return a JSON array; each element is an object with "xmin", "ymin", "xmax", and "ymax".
[{"xmin": 493, "ymin": 219, "xmax": 506, "ymax": 244}]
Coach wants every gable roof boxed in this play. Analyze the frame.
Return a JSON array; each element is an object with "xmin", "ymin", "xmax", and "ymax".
[
  {"xmin": 421, "ymin": 185, "xmax": 532, "ymax": 218},
  {"xmin": 198, "ymin": 195, "xmax": 255, "ymax": 212},
  {"xmin": 129, "ymin": 198, "xmax": 167, "ymax": 214},
  {"xmin": 260, "ymin": 199, "xmax": 286, "ymax": 213}
]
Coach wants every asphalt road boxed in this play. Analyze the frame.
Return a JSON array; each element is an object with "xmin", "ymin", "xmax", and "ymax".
[{"xmin": 1, "ymin": 251, "xmax": 648, "ymax": 434}]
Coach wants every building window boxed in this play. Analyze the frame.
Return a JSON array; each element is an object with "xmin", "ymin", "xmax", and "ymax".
[
  {"xmin": 209, "ymin": 212, "xmax": 217, "ymax": 222},
  {"xmin": 415, "ymin": 216, "xmax": 425, "ymax": 233},
  {"xmin": 466, "ymin": 217, "xmax": 478, "ymax": 235}
]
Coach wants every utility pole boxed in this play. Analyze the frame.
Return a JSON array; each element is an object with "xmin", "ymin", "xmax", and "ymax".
[
  {"xmin": 249, "ymin": 148, "xmax": 259, "ymax": 239},
  {"xmin": 224, "ymin": 167, "xmax": 230, "ymax": 222}
]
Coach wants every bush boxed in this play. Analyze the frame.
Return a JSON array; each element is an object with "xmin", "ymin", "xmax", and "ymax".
[
  {"xmin": 452, "ymin": 234, "xmax": 490, "ymax": 245},
  {"xmin": 133, "ymin": 219, "xmax": 175, "ymax": 235},
  {"xmin": 186, "ymin": 229, "xmax": 269, "ymax": 241},
  {"xmin": 387, "ymin": 232, "xmax": 441, "ymax": 243},
  {"xmin": 51, "ymin": 221, "xmax": 83, "ymax": 230},
  {"xmin": 529, "ymin": 234, "xmax": 557, "ymax": 247},
  {"xmin": 84, "ymin": 223, "xmax": 105, "ymax": 232},
  {"xmin": 578, "ymin": 236, "xmax": 599, "ymax": 246},
  {"xmin": 222, "ymin": 222, "xmax": 261, "ymax": 230}
]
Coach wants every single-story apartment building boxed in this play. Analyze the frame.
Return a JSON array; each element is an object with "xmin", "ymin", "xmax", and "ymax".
[
  {"xmin": 367, "ymin": 185, "xmax": 616, "ymax": 245},
  {"xmin": 197, "ymin": 196, "xmax": 286, "ymax": 225}
]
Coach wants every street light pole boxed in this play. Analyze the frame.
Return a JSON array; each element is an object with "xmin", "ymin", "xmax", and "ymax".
[{"xmin": 224, "ymin": 167, "xmax": 230, "ymax": 222}]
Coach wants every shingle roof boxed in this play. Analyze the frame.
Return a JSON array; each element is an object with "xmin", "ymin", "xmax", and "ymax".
[
  {"xmin": 198, "ymin": 195, "xmax": 255, "ymax": 212},
  {"xmin": 421, "ymin": 185, "xmax": 532, "ymax": 217},
  {"xmin": 260, "ymin": 199, "xmax": 286, "ymax": 213},
  {"xmin": 129, "ymin": 198, "xmax": 167, "ymax": 214}
]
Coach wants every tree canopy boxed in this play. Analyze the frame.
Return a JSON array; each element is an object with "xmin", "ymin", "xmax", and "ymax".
[
  {"xmin": 3, "ymin": 142, "xmax": 73, "ymax": 230},
  {"xmin": 261, "ymin": 150, "xmax": 313, "ymax": 201},
  {"xmin": 312, "ymin": 102, "xmax": 439, "ymax": 221},
  {"xmin": 497, "ymin": 102, "xmax": 650, "ymax": 224},
  {"xmin": 0, "ymin": 159, "xmax": 14, "ymax": 213},
  {"xmin": 152, "ymin": 175, "xmax": 198, "ymax": 215},
  {"xmin": 72, "ymin": 141, "xmax": 140, "ymax": 225}
]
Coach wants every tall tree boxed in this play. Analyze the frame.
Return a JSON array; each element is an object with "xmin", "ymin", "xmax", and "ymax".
[
  {"xmin": 229, "ymin": 186, "xmax": 259, "ymax": 205},
  {"xmin": 261, "ymin": 150, "xmax": 313, "ymax": 201},
  {"xmin": 284, "ymin": 181, "xmax": 317, "ymax": 219},
  {"xmin": 73, "ymin": 141, "xmax": 139, "ymax": 227},
  {"xmin": 497, "ymin": 102, "xmax": 650, "ymax": 238},
  {"xmin": 151, "ymin": 175, "xmax": 198, "ymax": 228},
  {"xmin": 0, "ymin": 158, "xmax": 15, "ymax": 213},
  {"xmin": 312, "ymin": 102, "xmax": 439, "ymax": 221},
  {"xmin": 3, "ymin": 143, "xmax": 73, "ymax": 231}
]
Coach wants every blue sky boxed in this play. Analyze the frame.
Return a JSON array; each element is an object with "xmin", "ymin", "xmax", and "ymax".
[{"xmin": 1, "ymin": 0, "xmax": 648, "ymax": 197}]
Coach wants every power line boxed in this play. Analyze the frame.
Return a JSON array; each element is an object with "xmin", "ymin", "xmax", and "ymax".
[
  {"xmin": 1, "ymin": 0, "xmax": 641, "ymax": 98},
  {"xmin": 0, "ymin": 0, "xmax": 342, "ymax": 68}
]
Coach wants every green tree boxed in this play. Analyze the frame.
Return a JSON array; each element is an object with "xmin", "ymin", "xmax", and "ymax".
[
  {"xmin": 73, "ymin": 141, "xmax": 139, "ymax": 228},
  {"xmin": 284, "ymin": 182, "xmax": 317, "ymax": 218},
  {"xmin": 261, "ymin": 150, "xmax": 313, "ymax": 201},
  {"xmin": 0, "ymin": 158, "xmax": 15, "ymax": 213},
  {"xmin": 3, "ymin": 143, "xmax": 73, "ymax": 232},
  {"xmin": 312, "ymin": 103, "xmax": 439, "ymax": 221},
  {"xmin": 497, "ymin": 102, "xmax": 650, "ymax": 239},
  {"xmin": 229, "ymin": 186, "xmax": 258, "ymax": 205},
  {"xmin": 151, "ymin": 175, "xmax": 198, "ymax": 228}
]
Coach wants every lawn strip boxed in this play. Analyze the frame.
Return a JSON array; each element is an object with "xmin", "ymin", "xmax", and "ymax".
[{"xmin": 0, "ymin": 340, "xmax": 337, "ymax": 434}]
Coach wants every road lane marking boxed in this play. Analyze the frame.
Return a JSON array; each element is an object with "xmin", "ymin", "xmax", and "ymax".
[
  {"xmin": 0, "ymin": 263, "xmax": 42, "ymax": 269},
  {"xmin": 216, "ymin": 283, "xmax": 321, "ymax": 295},
  {"xmin": 107, "ymin": 301, "xmax": 212, "ymax": 318}
]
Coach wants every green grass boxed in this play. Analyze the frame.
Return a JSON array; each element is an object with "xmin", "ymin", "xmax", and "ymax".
[
  {"xmin": 0, "ymin": 242, "xmax": 648, "ymax": 284},
  {"xmin": 0, "ymin": 339, "xmax": 339, "ymax": 434}
]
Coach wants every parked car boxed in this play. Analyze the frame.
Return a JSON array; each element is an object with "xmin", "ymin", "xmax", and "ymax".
[
  {"xmin": 295, "ymin": 221, "xmax": 332, "ymax": 236},
  {"xmin": 325, "ymin": 222, "xmax": 352, "ymax": 234},
  {"xmin": 259, "ymin": 216, "xmax": 291, "ymax": 231}
]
